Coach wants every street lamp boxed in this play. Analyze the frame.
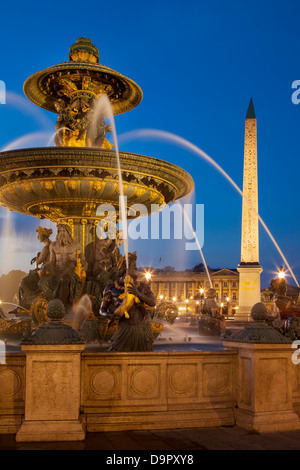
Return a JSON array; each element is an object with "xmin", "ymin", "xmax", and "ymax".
[
  {"xmin": 278, "ymin": 266, "xmax": 286, "ymax": 279},
  {"xmin": 145, "ymin": 272, "xmax": 152, "ymax": 281}
]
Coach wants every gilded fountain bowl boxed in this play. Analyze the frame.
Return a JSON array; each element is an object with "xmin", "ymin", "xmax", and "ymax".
[{"xmin": 0, "ymin": 147, "xmax": 194, "ymax": 222}]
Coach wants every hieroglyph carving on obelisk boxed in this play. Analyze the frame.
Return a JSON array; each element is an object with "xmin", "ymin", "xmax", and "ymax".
[{"xmin": 241, "ymin": 98, "xmax": 259, "ymax": 263}]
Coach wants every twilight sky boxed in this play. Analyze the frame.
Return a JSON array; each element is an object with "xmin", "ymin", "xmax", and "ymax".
[{"xmin": 0, "ymin": 0, "xmax": 299, "ymax": 288}]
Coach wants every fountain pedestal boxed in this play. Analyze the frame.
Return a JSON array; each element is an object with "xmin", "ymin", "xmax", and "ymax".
[
  {"xmin": 224, "ymin": 341, "xmax": 300, "ymax": 432},
  {"xmin": 16, "ymin": 299, "xmax": 86, "ymax": 442},
  {"xmin": 224, "ymin": 303, "xmax": 300, "ymax": 432},
  {"xmin": 16, "ymin": 343, "xmax": 85, "ymax": 442}
]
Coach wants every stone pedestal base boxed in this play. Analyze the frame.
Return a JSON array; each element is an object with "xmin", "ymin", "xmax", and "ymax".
[
  {"xmin": 236, "ymin": 264, "xmax": 262, "ymax": 321},
  {"xmin": 224, "ymin": 341, "xmax": 300, "ymax": 433},
  {"xmin": 16, "ymin": 418, "xmax": 85, "ymax": 442},
  {"xmin": 233, "ymin": 307, "xmax": 253, "ymax": 322},
  {"xmin": 234, "ymin": 408, "xmax": 300, "ymax": 433},
  {"xmin": 16, "ymin": 344, "xmax": 85, "ymax": 442}
]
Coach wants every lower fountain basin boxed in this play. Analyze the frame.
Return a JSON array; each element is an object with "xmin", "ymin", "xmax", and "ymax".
[{"xmin": 0, "ymin": 147, "xmax": 194, "ymax": 222}]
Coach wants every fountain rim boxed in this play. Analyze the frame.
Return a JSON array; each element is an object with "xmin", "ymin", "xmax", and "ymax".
[
  {"xmin": 0, "ymin": 147, "xmax": 195, "ymax": 214},
  {"xmin": 23, "ymin": 61, "xmax": 143, "ymax": 115},
  {"xmin": 0, "ymin": 146, "xmax": 194, "ymax": 185}
]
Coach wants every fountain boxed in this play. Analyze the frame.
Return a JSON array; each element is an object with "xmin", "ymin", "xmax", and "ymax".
[
  {"xmin": 0, "ymin": 38, "xmax": 193, "ymax": 346},
  {"xmin": 1, "ymin": 38, "xmax": 300, "ymax": 442}
]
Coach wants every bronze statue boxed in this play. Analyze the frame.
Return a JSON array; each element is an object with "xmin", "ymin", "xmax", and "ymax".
[
  {"xmin": 48, "ymin": 223, "xmax": 87, "ymax": 305},
  {"xmin": 92, "ymin": 237, "xmax": 122, "ymax": 277},
  {"xmin": 11, "ymin": 226, "xmax": 53, "ymax": 313},
  {"xmin": 270, "ymin": 275, "xmax": 300, "ymax": 318},
  {"xmin": 53, "ymin": 95, "xmax": 113, "ymax": 149},
  {"xmin": 198, "ymin": 288, "xmax": 226, "ymax": 336},
  {"xmin": 100, "ymin": 252, "xmax": 156, "ymax": 352}
]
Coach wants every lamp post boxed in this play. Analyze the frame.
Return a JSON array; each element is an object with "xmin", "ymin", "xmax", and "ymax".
[
  {"xmin": 199, "ymin": 288, "xmax": 204, "ymax": 311},
  {"xmin": 278, "ymin": 266, "xmax": 286, "ymax": 279},
  {"xmin": 226, "ymin": 296, "xmax": 230, "ymax": 317}
]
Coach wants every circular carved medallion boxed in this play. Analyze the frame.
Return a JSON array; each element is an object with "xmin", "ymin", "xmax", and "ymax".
[
  {"xmin": 90, "ymin": 369, "xmax": 116, "ymax": 396},
  {"xmin": 205, "ymin": 365, "xmax": 229, "ymax": 393},
  {"xmin": 0, "ymin": 369, "xmax": 21, "ymax": 397},
  {"xmin": 169, "ymin": 367, "xmax": 194, "ymax": 394},
  {"xmin": 130, "ymin": 368, "xmax": 157, "ymax": 395}
]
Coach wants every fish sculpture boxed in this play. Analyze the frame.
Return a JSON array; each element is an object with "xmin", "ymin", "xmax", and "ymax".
[{"xmin": 115, "ymin": 274, "xmax": 140, "ymax": 319}]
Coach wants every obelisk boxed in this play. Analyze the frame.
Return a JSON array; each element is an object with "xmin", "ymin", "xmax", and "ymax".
[{"xmin": 236, "ymin": 98, "xmax": 262, "ymax": 321}]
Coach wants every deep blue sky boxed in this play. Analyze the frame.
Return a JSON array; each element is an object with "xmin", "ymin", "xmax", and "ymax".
[{"xmin": 0, "ymin": 0, "xmax": 299, "ymax": 288}]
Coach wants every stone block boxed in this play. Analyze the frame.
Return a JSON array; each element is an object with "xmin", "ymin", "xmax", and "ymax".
[
  {"xmin": 16, "ymin": 344, "xmax": 85, "ymax": 442},
  {"xmin": 225, "ymin": 341, "xmax": 300, "ymax": 432}
]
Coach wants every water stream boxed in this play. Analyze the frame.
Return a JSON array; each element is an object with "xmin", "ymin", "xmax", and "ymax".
[
  {"xmin": 91, "ymin": 94, "xmax": 129, "ymax": 271},
  {"xmin": 118, "ymin": 128, "xmax": 299, "ymax": 288}
]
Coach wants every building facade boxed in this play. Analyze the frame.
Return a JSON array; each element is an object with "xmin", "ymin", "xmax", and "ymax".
[{"xmin": 140, "ymin": 267, "xmax": 239, "ymax": 314}]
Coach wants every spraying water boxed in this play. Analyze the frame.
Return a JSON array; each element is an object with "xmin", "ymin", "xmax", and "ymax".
[
  {"xmin": 90, "ymin": 94, "xmax": 129, "ymax": 271},
  {"xmin": 46, "ymin": 127, "xmax": 70, "ymax": 147},
  {"xmin": 1, "ymin": 131, "xmax": 53, "ymax": 152},
  {"xmin": 118, "ymin": 128, "xmax": 299, "ymax": 288},
  {"xmin": 0, "ymin": 302, "xmax": 30, "ymax": 314},
  {"xmin": 5, "ymin": 91, "xmax": 54, "ymax": 130},
  {"xmin": 177, "ymin": 201, "xmax": 213, "ymax": 288}
]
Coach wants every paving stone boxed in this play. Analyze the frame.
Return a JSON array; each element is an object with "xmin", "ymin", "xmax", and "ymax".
[
  {"xmin": 175, "ymin": 427, "xmax": 262, "ymax": 450},
  {"xmin": 103, "ymin": 431, "xmax": 146, "ymax": 450},
  {"xmin": 150, "ymin": 429, "xmax": 207, "ymax": 450},
  {"xmin": 126, "ymin": 431, "xmax": 175, "ymax": 450},
  {"xmin": 1, "ymin": 426, "xmax": 300, "ymax": 450}
]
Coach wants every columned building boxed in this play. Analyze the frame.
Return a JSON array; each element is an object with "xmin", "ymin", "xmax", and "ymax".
[{"xmin": 140, "ymin": 267, "xmax": 239, "ymax": 314}]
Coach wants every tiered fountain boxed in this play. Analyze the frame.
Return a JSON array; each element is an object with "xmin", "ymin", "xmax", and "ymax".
[
  {"xmin": 1, "ymin": 39, "xmax": 300, "ymax": 443},
  {"xmin": 0, "ymin": 37, "xmax": 193, "ymax": 338},
  {"xmin": 0, "ymin": 38, "xmax": 193, "ymax": 248}
]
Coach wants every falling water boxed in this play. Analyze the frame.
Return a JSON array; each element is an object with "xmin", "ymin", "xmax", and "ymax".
[
  {"xmin": 1, "ymin": 131, "xmax": 53, "ymax": 152},
  {"xmin": 90, "ymin": 94, "xmax": 129, "ymax": 270},
  {"xmin": 5, "ymin": 91, "xmax": 54, "ymax": 130},
  {"xmin": 178, "ymin": 201, "xmax": 213, "ymax": 288},
  {"xmin": 0, "ymin": 208, "xmax": 16, "ymax": 274},
  {"xmin": 0, "ymin": 302, "xmax": 30, "ymax": 314},
  {"xmin": 118, "ymin": 128, "xmax": 299, "ymax": 288},
  {"xmin": 46, "ymin": 127, "xmax": 70, "ymax": 147}
]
